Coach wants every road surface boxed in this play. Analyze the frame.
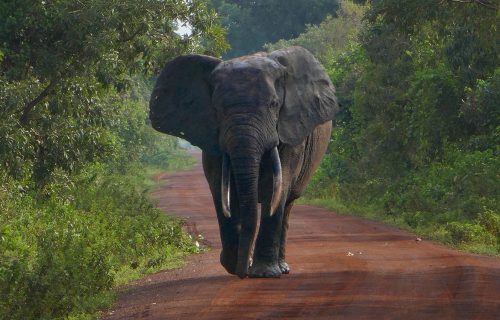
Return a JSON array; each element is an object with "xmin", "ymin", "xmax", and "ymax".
[{"xmin": 106, "ymin": 152, "xmax": 499, "ymax": 320}]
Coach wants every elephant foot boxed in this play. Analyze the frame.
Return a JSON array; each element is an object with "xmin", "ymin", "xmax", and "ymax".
[
  {"xmin": 279, "ymin": 260, "xmax": 290, "ymax": 274},
  {"xmin": 248, "ymin": 261, "xmax": 281, "ymax": 278},
  {"xmin": 220, "ymin": 250, "xmax": 237, "ymax": 275}
]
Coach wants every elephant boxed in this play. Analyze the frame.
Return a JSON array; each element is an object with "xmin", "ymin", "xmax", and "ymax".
[{"xmin": 149, "ymin": 46, "xmax": 338, "ymax": 278}]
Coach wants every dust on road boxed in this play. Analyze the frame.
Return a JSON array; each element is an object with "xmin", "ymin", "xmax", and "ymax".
[{"xmin": 106, "ymin": 152, "xmax": 500, "ymax": 320}]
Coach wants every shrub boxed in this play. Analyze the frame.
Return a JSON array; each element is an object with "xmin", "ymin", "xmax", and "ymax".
[
  {"xmin": 446, "ymin": 222, "xmax": 495, "ymax": 246},
  {"xmin": 0, "ymin": 163, "xmax": 197, "ymax": 319}
]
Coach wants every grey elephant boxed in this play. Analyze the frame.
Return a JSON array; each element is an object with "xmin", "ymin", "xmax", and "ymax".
[{"xmin": 150, "ymin": 46, "xmax": 338, "ymax": 278}]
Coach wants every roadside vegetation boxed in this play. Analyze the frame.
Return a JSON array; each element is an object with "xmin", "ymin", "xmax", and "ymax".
[
  {"xmin": 0, "ymin": 0, "xmax": 225, "ymax": 319},
  {"xmin": 266, "ymin": 0, "xmax": 499, "ymax": 255}
]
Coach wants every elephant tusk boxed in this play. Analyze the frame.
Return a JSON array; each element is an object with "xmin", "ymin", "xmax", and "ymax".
[
  {"xmin": 269, "ymin": 147, "xmax": 283, "ymax": 216},
  {"xmin": 221, "ymin": 153, "xmax": 231, "ymax": 218}
]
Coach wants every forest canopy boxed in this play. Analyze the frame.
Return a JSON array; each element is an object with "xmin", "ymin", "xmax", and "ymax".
[
  {"xmin": 0, "ymin": 0, "xmax": 226, "ymax": 183},
  {"xmin": 208, "ymin": 0, "xmax": 366, "ymax": 58}
]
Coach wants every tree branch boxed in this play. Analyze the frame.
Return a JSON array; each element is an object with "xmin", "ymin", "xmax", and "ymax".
[
  {"xmin": 20, "ymin": 79, "xmax": 59, "ymax": 125},
  {"xmin": 119, "ymin": 25, "xmax": 146, "ymax": 42}
]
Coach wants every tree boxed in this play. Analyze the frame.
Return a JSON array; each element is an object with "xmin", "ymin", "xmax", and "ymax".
[
  {"xmin": 209, "ymin": 0, "xmax": 340, "ymax": 58},
  {"xmin": 265, "ymin": 1, "xmax": 367, "ymax": 64},
  {"xmin": 1, "ymin": 0, "xmax": 226, "ymax": 122},
  {"xmin": 320, "ymin": 0, "xmax": 498, "ymax": 246},
  {"xmin": 0, "ymin": 0, "xmax": 227, "ymax": 184}
]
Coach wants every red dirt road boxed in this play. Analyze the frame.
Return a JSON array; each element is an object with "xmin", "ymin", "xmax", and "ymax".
[{"xmin": 106, "ymin": 152, "xmax": 500, "ymax": 320}]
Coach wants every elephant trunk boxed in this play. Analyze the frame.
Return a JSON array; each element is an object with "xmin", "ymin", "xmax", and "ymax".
[
  {"xmin": 222, "ymin": 115, "xmax": 282, "ymax": 278},
  {"xmin": 231, "ymin": 152, "xmax": 260, "ymax": 278},
  {"xmin": 221, "ymin": 147, "xmax": 282, "ymax": 219},
  {"xmin": 223, "ymin": 122, "xmax": 264, "ymax": 278}
]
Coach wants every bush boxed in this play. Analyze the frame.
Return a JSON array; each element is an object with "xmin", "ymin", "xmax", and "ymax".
[
  {"xmin": 446, "ymin": 222, "xmax": 495, "ymax": 246},
  {"xmin": 477, "ymin": 209, "xmax": 500, "ymax": 239},
  {"xmin": 0, "ymin": 163, "xmax": 198, "ymax": 319},
  {"xmin": 382, "ymin": 147, "xmax": 499, "ymax": 220}
]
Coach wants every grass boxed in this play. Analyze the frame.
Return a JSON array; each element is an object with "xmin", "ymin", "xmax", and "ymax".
[{"xmin": 300, "ymin": 197, "xmax": 499, "ymax": 257}]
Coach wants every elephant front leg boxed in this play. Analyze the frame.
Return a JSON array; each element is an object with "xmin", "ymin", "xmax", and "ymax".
[
  {"xmin": 218, "ymin": 185, "xmax": 242, "ymax": 275},
  {"xmin": 202, "ymin": 152, "xmax": 240, "ymax": 275},
  {"xmin": 248, "ymin": 200, "xmax": 285, "ymax": 278},
  {"xmin": 278, "ymin": 201, "xmax": 294, "ymax": 274}
]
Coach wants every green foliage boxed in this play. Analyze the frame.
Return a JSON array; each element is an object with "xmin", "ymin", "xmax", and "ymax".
[
  {"xmin": 0, "ymin": 75, "xmax": 198, "ymax": 318},
  {"xmin": 0, "ymin": 162, "xmax": 197, "ymax": 319},
  {"xmin": 383, "ymin": 147, "xmax": 499, "ymax": 217},
  {"xmin": 209, "ymin": 0, "xmax": 341, "ymax": 58},
  {"xmin": 264, "ymin": 1, "xmax": 367, "ymax": 63},
  {"xmin": 0, "ymin": 0, "xmax": 227, "ymax": 81},
  {"xmin": 0, "ymin": 0, "xmax": 227, "ymax": 185},
  {"xmin": 268, "ymin": 0, "xmax": 500, "ymax": 254},
  {"xmin": 446, "ymin": 221, "xmax": 495, "ymax": 247},
  {"xmin": 379, "ymin": 146, "xmax": 499, "ymax": 253}
]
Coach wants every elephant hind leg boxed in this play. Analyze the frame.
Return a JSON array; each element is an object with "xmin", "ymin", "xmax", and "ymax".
[{"xmin": 279, "ymin": 200, "xmax": 295, "ymax": 274}]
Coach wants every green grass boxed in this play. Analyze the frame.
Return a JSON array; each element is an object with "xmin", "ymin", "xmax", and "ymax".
[
  {"xmin": 298, "ymin": 197, "xmax": 412, "ymax": 235},
  {"xmin": 300, "ymin": 197, "xmax": 499, "ymax": 256},
  {"xmin": 135, "ymin": 150, "xmax": 197, "ymax": 196}
]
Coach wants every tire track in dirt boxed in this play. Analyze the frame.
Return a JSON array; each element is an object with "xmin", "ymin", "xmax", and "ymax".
[{"xmin": 105, "ymin": 152, "xmax": 500, "ymax": 320}]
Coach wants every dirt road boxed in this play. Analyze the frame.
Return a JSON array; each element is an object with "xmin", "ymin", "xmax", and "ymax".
[{"xmin": 106, "ymin": 152, "xmax": 499, "ymax": 320}]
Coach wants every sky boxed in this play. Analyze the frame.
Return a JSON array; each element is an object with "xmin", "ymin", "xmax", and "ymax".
[{"xmin": 176, "ymin": 21, "xmax": 192, "ymax": 36}]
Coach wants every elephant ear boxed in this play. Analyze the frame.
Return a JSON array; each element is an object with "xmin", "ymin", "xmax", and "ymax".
[
  {"xmin": 149, "ymin": 54, "xmax": 222, "ymax": 154},
  {"xmin": 270, "ymin": 46, "xmax": 338, "ymax": 146}
]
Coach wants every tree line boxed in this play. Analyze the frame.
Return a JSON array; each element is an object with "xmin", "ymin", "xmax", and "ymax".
[{"xmin": 264, "ymin": 0, "xmax": 499, "ymax": 254}]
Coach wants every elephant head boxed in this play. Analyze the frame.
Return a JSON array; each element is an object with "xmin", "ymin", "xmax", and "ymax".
[{"xmin": 150, "ymin": 46, "xmax": 338, "ymax": 278}]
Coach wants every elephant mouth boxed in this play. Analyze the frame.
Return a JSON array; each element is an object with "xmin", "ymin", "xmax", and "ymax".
[{"xmin": 220, "ymin": 146, "xmax": 283, "ymax": 219}]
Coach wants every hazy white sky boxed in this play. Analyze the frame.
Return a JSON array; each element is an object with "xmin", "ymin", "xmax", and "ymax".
[{"xmin": 176, "ymin": 21, "xmax": 192, "ymax": 36}]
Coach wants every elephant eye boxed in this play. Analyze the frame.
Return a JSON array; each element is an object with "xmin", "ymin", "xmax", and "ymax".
[{"xmin": 270, "ymin": 100, "xmax": 280, "ymax": 109}]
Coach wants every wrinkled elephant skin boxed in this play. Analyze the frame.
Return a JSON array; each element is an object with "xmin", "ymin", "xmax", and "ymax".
[{"xmin": 150, "ymin": 46, "xmax": 338, "ymax": 278}]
